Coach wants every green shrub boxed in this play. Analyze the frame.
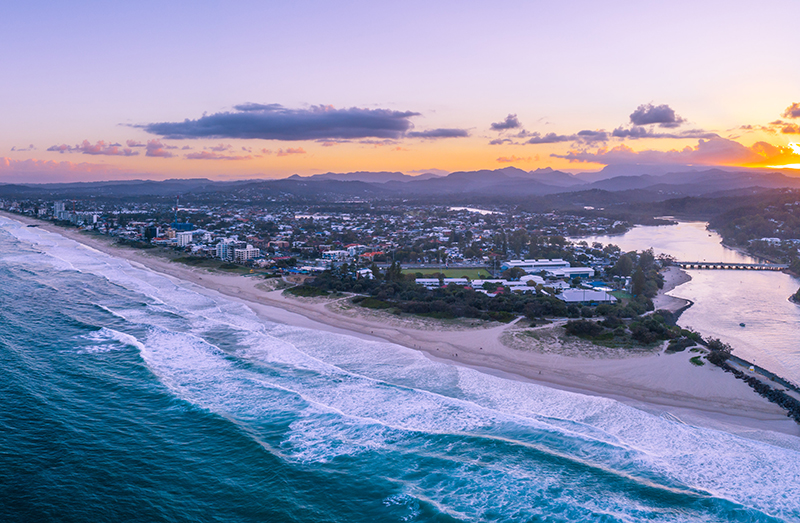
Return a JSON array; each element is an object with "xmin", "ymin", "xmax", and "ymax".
[
  {"xmin": 690, "ymin": 356, "xmax": 705, "ymax": 366},
  {"xmin": 564, "ymin": 319, "xmax": 604, "ymax": 338},
  {"xmin": 287, "ymin": 286, "xmax": 329, "ymax": 297},
  {"xmin": 359, "ymin": 297, "xmax": 393, "ymax": 309}
]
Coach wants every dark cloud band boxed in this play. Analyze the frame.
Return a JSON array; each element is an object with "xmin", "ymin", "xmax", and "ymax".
[
  {"xmin": 142, "ymin": 105, "xmax": 422, "ymax": 141},
  {"xmin": 406, "ymin": 128, "xmax": 469, "ymax": 138}
]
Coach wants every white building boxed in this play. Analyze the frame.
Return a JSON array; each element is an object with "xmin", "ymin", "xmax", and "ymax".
[
  {"xmin": 415, "ymin": 278, "xmax": 469, "ymax": 289},
  {"xmin": 233, "ymin": 245, "xmax": 261, "ymax": 264},
  {"xmin": 501, "ymin": 258, "xmax": 571, "ymax": 273},
  {"xmin": 176, "ymin": 231, "xmax": 193, "ymax": 247},
  {"xmin": 557, "ymin": 288, "xmax": 616, "ymax": 304},
  {"xmin": 216, "ymin": 238, "xmax": 237, "ymax": 260},
  {"xmin": 520, "ymin": 274, "xmax": 545, "ymax": 285}
]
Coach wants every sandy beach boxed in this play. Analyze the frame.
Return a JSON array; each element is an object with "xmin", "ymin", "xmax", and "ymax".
[
  {"xmin": 4, "ymin": 212, "xmax": 797, "ymax": 437},
  {"xmin": 652, "ymin": 265, "xmax": 693, "ymax": 312}
]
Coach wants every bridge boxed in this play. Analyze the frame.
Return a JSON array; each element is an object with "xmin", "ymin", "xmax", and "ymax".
[{"xmin": 674, "ymin": 261, "xmax": 788, "ymax": 270}]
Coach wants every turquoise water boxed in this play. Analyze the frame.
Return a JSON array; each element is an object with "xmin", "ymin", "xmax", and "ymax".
[{"xmin": 2, "ymin": 217, "xmax": 800, "ymax": 522}]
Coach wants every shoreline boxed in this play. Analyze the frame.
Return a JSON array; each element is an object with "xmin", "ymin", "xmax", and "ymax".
[
  {"xmin": 3, "ymin": 211, "xmax": 798, "ymax": 438},
  {"xmin": 653, "ymin": 265, "xmax": 693, "ymax": 313}
]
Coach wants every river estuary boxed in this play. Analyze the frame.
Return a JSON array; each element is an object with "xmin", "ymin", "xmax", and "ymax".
[{"xmin": 583, "ymin": 221, "xmax": 800, "ymax": 385}]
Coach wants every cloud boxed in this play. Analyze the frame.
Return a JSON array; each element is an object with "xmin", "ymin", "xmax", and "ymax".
[
  {"xmin": 489, "ymin": 138, "xmax": 514, "ymax": 145},
  {"xmin": 525, "ymin": 132, "xmax": 574, "ymax": 144},
  {"xmin": 0, "ymin": 156, "xmax": 130, "ymax": 183},
  {"xmin": 11, "ymin": 144, "xmax": 36, "ymax": 152},
  {"xmin": 490, "ymin": 114, "xmax": 521, "ymax": 131},
  {"xmin": 744, "ymin": 119, "xmax": 800, "ymax": 135},
  {"xmin": 126, "ymin": 139, "xmax": 146, "ymax": 147},
  {"xmin": 276, "ymin": 147, "xmax": 306, "ymax": 156},
  {"xmin": 783, "ymin": 103, "xmax": 800, "ymax": 119},
  {"xmin": 209, "ymin": 143, "xmax": 232, "ymax": 152},
  {"xmin": 145, "ymin": 139, "xmax": 174, "ymax": 158},
  {"xmin": 46, "ymin": 140, "xmax": 138, "ymax": 156},
  {"xmin": 551, "ymin": 137, "xmax": 800, "ymax": 167},
  {"xmin": 406, "ymin": 128, "xmax": 469, "ymax": 138},
  {"xmin": 576, "ymin": 130, "xmax": 608, "ymax": 142},
  {"xmin": 629, "ymin": 103, "xmax": 686, "ymax": 128},
  {"xmin": 142, "ymin": 104, "xmax": 421, "ymax": 141},
  {"xmin": 496, "ymin": 156, "xmax": 532, "ymax": 163},
  {"xmin": 524, "ymin": 130, "xmax": 607, "ymax": 144},
  {"xmin": 611, "ymin": 126, "xmax": 718, "ymax": 139},
  {"xmin": 185, "ymin": 151, "xmax": 253, "ymax": 160}
]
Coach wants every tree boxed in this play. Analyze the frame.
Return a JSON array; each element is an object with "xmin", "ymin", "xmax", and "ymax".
[
  {"xmin": 631, "ymin": 267, "xmax": 646, "ymax": 296},
  {"xmin": 638, "ymin": 248, "xmax": 655, "ymax": 271},
  {"xmin": 610, "ymin": 254, "xmax": 633, "ymax": 277},
  {"xmin": 369, "ymin": 263, "xmax": 382, "ymax": 280},
  {"xmin": 509, "ymin": 229, "xmax": 530, "ymax": 257},
  {"xmin": 706, "ymin": 338, "xmax": 733, "ymax": 365},
  {"xmin": 501, "ymin": 267, "xmax": 527, "ymax": 280},
  {"xmin": 384, "ymin": 261, "xmax": 403, "ymax": 282}
]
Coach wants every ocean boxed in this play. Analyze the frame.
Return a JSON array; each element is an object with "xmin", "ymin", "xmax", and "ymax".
[{"xmin": 2, "ymin": 216, "xmax": 799, "ymax": 523}]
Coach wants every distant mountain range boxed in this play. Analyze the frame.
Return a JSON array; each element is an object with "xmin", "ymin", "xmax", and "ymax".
[{"xmin": 1, "ymin": 166, "xmax": 799, "ymax": 205}]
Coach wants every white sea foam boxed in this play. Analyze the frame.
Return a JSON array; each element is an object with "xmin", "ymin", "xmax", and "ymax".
[
  {"xmin": 4, "ymin": 215, "xmax": 800, "ymax": 520},
  {"xmin": 78, "ymin": 327, "xmax": 145, "ymax": 353}
]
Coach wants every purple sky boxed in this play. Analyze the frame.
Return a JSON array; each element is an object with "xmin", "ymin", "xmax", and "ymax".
[{"xmin": 1, "ymin": 0, "xmax": 799, "ymax": 181}]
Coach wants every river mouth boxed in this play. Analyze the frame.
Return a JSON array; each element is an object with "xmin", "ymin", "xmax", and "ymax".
[{"xmin": 579, "ymin": 221, "xmax": 800, "ymax": 384}]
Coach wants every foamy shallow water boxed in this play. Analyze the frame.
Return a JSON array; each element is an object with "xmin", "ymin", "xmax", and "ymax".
[{"xmin": 2, "ymin": 216, "xmax": 799, "ymax": 522}]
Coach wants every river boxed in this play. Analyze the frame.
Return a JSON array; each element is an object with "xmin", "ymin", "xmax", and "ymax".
[{"xmin": 582, "ymin": 221, "xmax": 800, "ymax": 384}]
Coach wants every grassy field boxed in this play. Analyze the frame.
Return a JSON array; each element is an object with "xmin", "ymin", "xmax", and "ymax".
[{"xmin": 401, "ymin": 268, "xmax": 492, "ymax": 279}]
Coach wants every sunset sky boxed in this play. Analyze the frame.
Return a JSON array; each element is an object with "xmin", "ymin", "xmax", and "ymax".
[{"xmin": 2, "ymin": 0, "xmax": 799, "ymax": 182}]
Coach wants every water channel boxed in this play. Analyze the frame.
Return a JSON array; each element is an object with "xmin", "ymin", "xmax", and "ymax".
[{"xmin": 582, "ymin": 221, "xmax": 800, "ymax": 384}]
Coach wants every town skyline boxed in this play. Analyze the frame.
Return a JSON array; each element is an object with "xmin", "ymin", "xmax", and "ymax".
[{"xmin": 2, "ymin": 0, "xmax": 800, "ymax": 182}]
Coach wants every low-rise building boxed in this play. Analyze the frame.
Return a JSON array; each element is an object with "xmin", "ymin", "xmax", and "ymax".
[
  {"xmin": 501, "ymin": 258, "xmax": 571, "ymax": 273},
  {"xmin": 557, "ymin": 288, "xmax": 616, "ymax": 304}
]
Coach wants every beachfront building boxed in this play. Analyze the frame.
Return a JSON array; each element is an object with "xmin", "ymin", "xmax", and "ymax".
[
  {"xmin": 233, "ymin": 245, "xmax": 261, "ymax": 264},
  {"xmin": 176, "ymin": 231, "xmax": 193, "ymax": 247},
  {"xmin": 501, "ymin": 258, "xmax": 571, "ymax": 273},
  {"xmin": 216, "ymin": 238, "xmax": 237, "ymax": 261}
]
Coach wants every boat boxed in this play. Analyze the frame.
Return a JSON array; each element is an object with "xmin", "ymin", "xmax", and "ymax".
[{"xmin": 739, "ymin": 322, "xmax": 746, "ymax": 327}]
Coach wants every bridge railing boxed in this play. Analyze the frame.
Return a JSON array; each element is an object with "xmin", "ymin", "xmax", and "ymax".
[{"xmin": 674, "ymin": 261, "xmax": 788, "ymax": 270}]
